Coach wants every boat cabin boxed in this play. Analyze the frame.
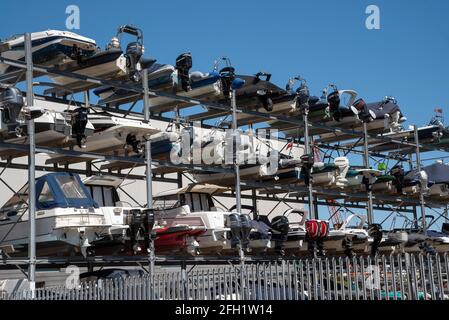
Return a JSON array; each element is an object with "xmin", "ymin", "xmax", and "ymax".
[
  {"xmin": 83, "ymin": 175, "xmax": 123, "ymax": 207},
  {"xmin": 0, "ymin": 173, "xmax": 98, "ymax": 219},
  {"xmin": 153, "ymin": 184, "xmax": 229, "ymax": 213}
]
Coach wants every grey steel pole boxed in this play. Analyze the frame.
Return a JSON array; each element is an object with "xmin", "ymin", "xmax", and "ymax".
[
  {"xmin": 408, "ymin": 154, "xmax": 419, "ymax": 228},
  {"xmin": 303, "ymin": 108, "xmax": 316, "ymax": 219},
  {"xmin": 363, "ymin": 122, "xmax": 374, "ymax": 225},
  {"xmin": 143, "ymin": 69, "xmax": 155, "ymax": 275},
  {"xmin": 231, "ymin": 89, "xmax": 242, "ymax": 213},
  {"xmin": 413, "ymin": 125, "xmax": 427, "ymax": 233},
  {"xmin": 231, "ymin": 88, "xmax": 245, "ymax": 265},
  {"xmin": 25, "ymin": 33, "xmax": 36, "ymax": 294}
]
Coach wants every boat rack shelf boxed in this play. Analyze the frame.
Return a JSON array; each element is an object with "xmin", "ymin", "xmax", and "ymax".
[{"xmin": 0, "ymin": 32, "xmax": 448, "ymax": 280}]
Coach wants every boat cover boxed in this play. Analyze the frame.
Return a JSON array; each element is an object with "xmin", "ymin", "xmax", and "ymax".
[
  {"xmin": 367, "ymin": 100, "xmax": 402, "ymax": 119},
  {"xmin": 35, "ymin": 173, "xmax": 99, "ymax": 210},
  {"xmin": 423, "ymin": 162, "xmax": 449, "ymax": 184}
]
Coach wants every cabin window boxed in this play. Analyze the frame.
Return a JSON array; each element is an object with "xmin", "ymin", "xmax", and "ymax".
[
  {"xmin": 38, "ymin": 182, "xmax": 54, "ymax": 203},
  {"xmin": 55, "ymin": 176, "xmax": 87, "ymax": 199},
  {"xmin": 200, "ymin": 194, "xmax": 210, "ymax": 211},
  {"xmin": 88, "ymin": 186, "xmax": 118, "ymax": 207},
  {"xmin": 183, "ymin": 193, "xmax": 211, "ymax": 211}
]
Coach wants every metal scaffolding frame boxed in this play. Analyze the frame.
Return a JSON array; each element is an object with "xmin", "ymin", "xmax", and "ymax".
[{"xmin": 0, "ymin": 32, "xmax": 448, "ymax": 294}]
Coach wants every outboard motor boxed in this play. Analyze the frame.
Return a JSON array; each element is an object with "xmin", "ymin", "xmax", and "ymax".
[
  {"xmin": 175, "ymin": 53, "xmax": 193, "ymax": 92},
  {"xmin": 126, "ymin": 133, "xmax": 143, "ymax": 154},
  {"xmin": 227, "ymin": 213, "xmax": 242, "ymax": 249},
  {"xmin": 391, "ymin": 165, "xmax": 405, "ymax": 194},
  {"xmin": 239, "ymin": 214, "xmax": 252, "ymax": 250},
  {"xmin": 127, "ymin": 209, "xmax": 144, "ymax": 253},
  {"xmin": 126, "ymin": 42, "xmax": 144, "ymax": 82},
  {"xmin": 71, "ymin": 107, "xmax": 88, "ymax": 148},
  {"xmin": 352, "ymin": 98, "xmax": 372, "ymax": 123},
  {"xmin": 219, "ymin": 67, "xmax": 236, "ymax": 98},
  {"xmin": 327, "ymin": 87, "xmax": 341, "ymax": 121},
  {"xmin": 254, "ymin": 72, "xmax": 274, "ymax": 112},
  {"xmin": 287, "ymin": 76, "xmax": 310, "ymax": 112},
  {"xmin": 300, "ymin": 153, "xmax": 315, "ymax": 186},
  {"xmin": 0, "ymin": 87, "xmax": 24, "ymax": 135},
  {"xmin": 142, "ymin": 209, "xmax": 156, "ymax": 250},
  {"xmin": 368, "ymin": 224, "xmax": 383, "ymax": 256},
  {"xmin": 305, "ymin": 220, "xmax": 329, "ymax": 257},
  {"xmin": 271, "ymin": 216, "xmax": 290, "ymax": 252},
  {"xmin": 117, "ymin": 25, "xmax": 145, "ymax": 82}
]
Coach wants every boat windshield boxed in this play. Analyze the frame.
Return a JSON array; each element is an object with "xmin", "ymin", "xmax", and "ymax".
[
  {"xmin": 153, "ymin": 195, "xmax": 180, "ymax": 210},
  {"xmin": 183, "ymin": 193, "xmax": 213, "ymax": 212},
  {"xmin": 55, "ymin": 175, "xmax": 88, "ymax": 199}
]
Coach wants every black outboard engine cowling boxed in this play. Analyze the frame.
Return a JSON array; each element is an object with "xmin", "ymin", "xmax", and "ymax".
[
  {"xmin": 254, "ymin": 72, "xmax": 274, "ymax": 112},
  {"xmin": 219, "ymin": 67, "xmax": 236, "ymax": 98},
  {"xmin": 126, "ymin": 134, "xmax": 143, "ymax": 154},
  {"xmin": 71, "ymin": 107, "xmax": 88, "ymax": 148},
  {"xmin": 228, "ymin": 213, "xmax": 242, "ymax": 249},
  {"xmin": 391, "ymin": 165, "xmax": 405, "ymax": 194},
  {"xmin": 327, "ymin": 90, "xmax": 341, "ymax": 121},
  {"xmin": 300, "ymin": 153, "xmax": 315, "ymax": 186},
  {"xmin": 142, "ymin": 209, "xmax": 156, "ymax": 248},
  {"xmin": 127, "ymin": 209, "xmax": 144, "ymax": 252},
  {"xmin": 126, "ymin": 42, "xmax": 144, "ymax": 82},
  {"xmin": 240, "ymin": 214, "xmax": 252, "ymax": 250},
  {"xmin": 175, "ymin": 53, "xmax": 193, "ymax": 92},
  {"xmin": 271, "ymin": 216, "xmax": 290, "ymax": 251},
  {"xmin": 0, "ymin": 87, "xmax": 24, "ymax": 135},
  {"xmin": 353, "ymin": 98, "xmax": 372, "ymax": 122},
  {"xmin": 368, "ymin": 224, "xmax": 383, "ymax": 256}
]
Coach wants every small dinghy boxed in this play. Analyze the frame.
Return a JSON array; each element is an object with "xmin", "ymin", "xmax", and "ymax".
[
  {"xmin": 371, "ymin": 165, "xmax": 404, "ymax": 195},
  {"xmin": 45, "ymin": 112, "xmax": 159, "ymax": 165},
  {"xmin": 253, "ymin": 209, "xmax": 307, "ymax": 256},
  {"xmin": 94, "ymin": 53, "xmax": 224, "ymax": 113},
  {"xmin": 94, "ymin": 63, "xmax": 176, "ymax": 106},
  {"xmin": 0, "ymin": 173, "xmax": 112, "ymax": 257},
  {"xmin": 151, "ymin": 184, "xmax": 249, "ymax": 255},
  {"xmin": 423, "ymin": 162, "xmax": 449, "ymax": 200},
  {"xmin": 317, "ymin": 96, "xmax": 406, "ymax": 143},
  {"xmin": 0, "ymin": 30, "xmax": 97, "ymax": 82},
  {"xmin": 47, "ymin": 25, "xmax": 155, "ymax": 96},
  {"xmin": 343, "ymin": 167, "xmax": 383, "ymax": 191},
  {"xmin": 270, "ymin": 84, "xmax": 359, "ymax": 136},
  {"xmin": 310, "ymin": 157, "xmax": 350, "ymax": 188},
  {"xmin": 0, "ymin": 95, "xmax": 95, "ymax": 159},
  {"xmin": 333, "ymin": 215, "xmax": 370, "ymax": 256}
]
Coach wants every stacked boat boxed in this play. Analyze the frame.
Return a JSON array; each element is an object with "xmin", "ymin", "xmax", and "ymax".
[{"xmin": 1, "ymin": 25, "xmax": 449, "ymax": 260}]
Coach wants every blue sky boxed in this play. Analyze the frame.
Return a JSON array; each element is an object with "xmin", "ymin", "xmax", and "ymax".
[
  {"xmin": 1, "ymin": 1, "xmax": 449, "ymax": 225},
  {"xmin": 1, "ymin": 0, "xmax": 448, "ymax": 128}
]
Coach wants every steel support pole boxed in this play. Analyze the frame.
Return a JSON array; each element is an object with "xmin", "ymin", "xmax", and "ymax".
[
  {"xmin": 231, "ymin": 89, "xmax": 242, "ymax": 213},
  {"xmin": 143, "ymin": 69, "xmax": 155, "ymax": 276},
  {"xmin": 408, "ymin": 154, "xmax": 419, "ymax": 228},
  {"xmin": 414, "ymin": 125, "xmax": 427, "ymax": 233},
  {"xmin": 231, "ymin": 88, "xmax": 245, "ymax": 265},
  {"xmin": 25, "ymin": 33, "xmax": 36, "ymax": 295},
  {"xmin": 363, "ymin": 122, "xmax": 374, "ymax": 225},
  {"xmin": 303, "ymin": 109, "xmax": 316, "ymax": 219}
]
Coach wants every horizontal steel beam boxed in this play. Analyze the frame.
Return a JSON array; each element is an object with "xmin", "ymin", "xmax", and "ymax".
[{"xmin": 0, "ymin": 141, "xmax": 234, "ymax": 174}]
